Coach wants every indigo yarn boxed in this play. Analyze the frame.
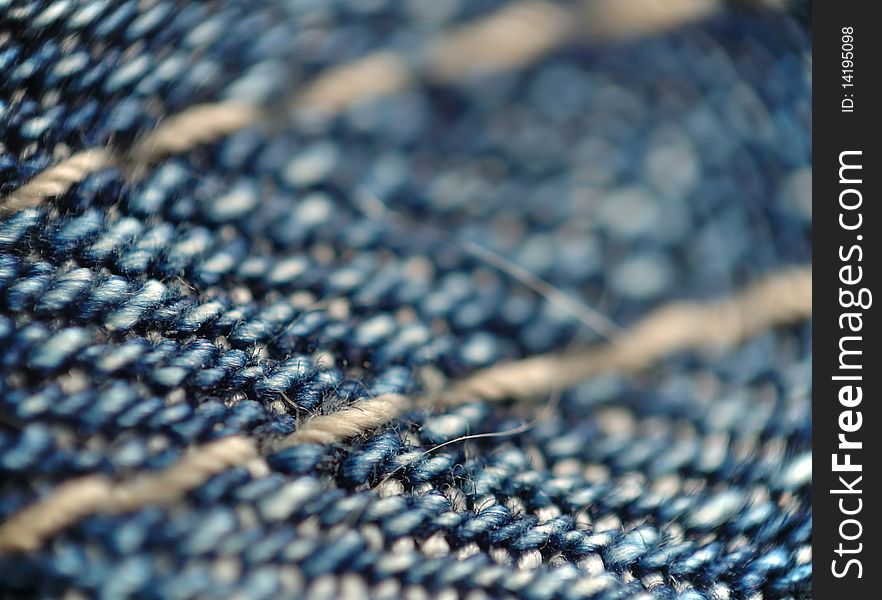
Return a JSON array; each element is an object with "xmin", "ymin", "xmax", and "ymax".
[{"xmin": 0, "ymin": 1, "xmax": 811, "ymax": 598}]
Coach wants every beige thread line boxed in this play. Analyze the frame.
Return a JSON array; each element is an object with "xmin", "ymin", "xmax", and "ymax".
[
  {"xmin": 0, "ymin": 267, "xmax": 810, "ymax": 554},
  {"xmin": 128, "ymin": 102, "xmax": 265, "ymax": 166},
  {"xmin": 0, "ymin": 436, "xmax": 259, "ymax": 553},
  {"xmin": 0, "ymin": 103, "xmax": 264, "ymax": 217},
  {"xmin": 0, "ymin": 0, "xmax": 724, "ymax": 216},
  {"xmin": 580, "ymin": 0, "xmax": 721, "ymax": 42},
  {"xmin": 292, "ymin": 52, "xmax": 414, "ymax": 116},
  {"xmin": 281, "ymin": 394, "xmax": 412, "ymax": 446},
  {"xmin": 0, "ymin": 149, "xmax": 115, "ymax": 217},
  {"xmin": 423, "ymin": 1, "xmax": 574, "ymax": 82},
  {"xmin": 279, "ymin": 266, "xmax": 811, "ymax": 446}
]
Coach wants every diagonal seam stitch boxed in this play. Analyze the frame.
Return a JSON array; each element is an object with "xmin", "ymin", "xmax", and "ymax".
[
  {"xmin": 0, "ymin": 266, "xmax": 810, "ymax": 554},
  {"xmin": 279, "ymin": 266, "xmax": 811, "ymax": 447},
  {"xmin": 0, "ymin": 0, "xmax": 725, "ymax": 217}
]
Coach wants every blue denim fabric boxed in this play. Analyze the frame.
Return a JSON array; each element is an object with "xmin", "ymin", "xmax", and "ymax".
[{"xmin": 0, "ymin": 1, "xmax": 811, "ymax": 598}]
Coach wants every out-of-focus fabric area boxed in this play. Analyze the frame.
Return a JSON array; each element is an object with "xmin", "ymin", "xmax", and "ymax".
[{"xmin": 0, "ymin": 1, "xmax": 811, "ymax": 598}]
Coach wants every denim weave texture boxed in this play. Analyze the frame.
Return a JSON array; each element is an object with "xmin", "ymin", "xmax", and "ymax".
[{"xmin": 0, "ymin": 1, "xmax": 811, "ymax": 598}]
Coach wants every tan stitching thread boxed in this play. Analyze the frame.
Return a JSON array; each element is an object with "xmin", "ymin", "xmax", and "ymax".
[
  {"xmin": 0, "ymin": 475, "xmax": 112, "ymax": 553},
  {"xmin": 441, "ymin": 267, "xmax": 811, "ymax": 402},
  {"xmin": 280, "ymin": 394, "xmax": 411, "ymax": 446},
  {"xmin": 277, "ymin": 267, "xmax": 811, "ymax": 447},
  {"xmin": 0, "ymin": 149, "xmax": 114, "ymax": 216},
  {"xmin": 580, "ymin": 0, "xmax": 721, "ymax": 42},
  {"xmin": 106, "ymin": 435, "xmax": 260, "ymax": 510},
  {"xmin": 424, "ymin": 1, "xmax": 573, "ymax": 82},
  {"xmin": 293, "ymin": 52, "xmax": 413, "ymax": 115},
  {"xmin": 0, "ymin": 268, "xmax": 810, "ymax": 554},
  {"xmin": 128, "ymin": 102, "xmax": 264, "ymax": 166},
  {"xmin": 0, "ymin": 436, "xmax": 259, "ymax": 553},
  {"xmin": 0, "ymin": 0, "xmax": 724, "ymax": 216}
]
